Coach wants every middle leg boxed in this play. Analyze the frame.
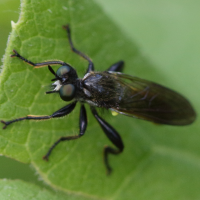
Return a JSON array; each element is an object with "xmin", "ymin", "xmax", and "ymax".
[
  {"xmin": 107, "ymin": 60, "xmax": 124, "ymax": 72},
  {"xmin": 43, "ymin": 104, "xmax": 87, "ymax": 160}
]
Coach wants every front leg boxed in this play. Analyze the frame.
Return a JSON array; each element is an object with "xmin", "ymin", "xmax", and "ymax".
[
  {"xmin": 1, "ymin": 102, "xmax": 77, "ymax": 129},
  {"xmin": 90, "ymin": 107, "xmax": 124, "ymax": 175},
  {"xmin": 11, "ymin": 49, "xmax": 70, "ymax": 68},
  {"xmin": 63, "ymin": 24, "xmax": 94, "ymax": 73}
]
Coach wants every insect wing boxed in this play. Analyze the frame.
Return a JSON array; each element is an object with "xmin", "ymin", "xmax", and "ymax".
[{"xmin": 108, "ymin": 72, "xmax": 196, "ymax": 125}]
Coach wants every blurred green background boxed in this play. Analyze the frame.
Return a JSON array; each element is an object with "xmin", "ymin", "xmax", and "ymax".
[{"xmin": 0, "ymin": 0, "xmax": 199, "ymax": 189}]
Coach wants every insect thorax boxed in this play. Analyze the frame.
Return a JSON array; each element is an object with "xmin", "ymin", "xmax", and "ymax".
[{"xmin": 77, "ymin": 71, "xmax": 122, "ymax": 108}]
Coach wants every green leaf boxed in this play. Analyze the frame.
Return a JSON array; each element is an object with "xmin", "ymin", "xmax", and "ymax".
[
  {"xmin": 0, "ymin": 0, "xmax": 199, "ymax": 199},
  {"xmin": 0, "ymin": 179, "xmax": 88, "ymax": 200}
]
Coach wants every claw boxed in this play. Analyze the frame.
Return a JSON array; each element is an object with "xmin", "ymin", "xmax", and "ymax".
[
  {"xmin": 10, "ymin": 49, "xmax": 19, "ymax": 57},
  {"xmin": 1, "ymin": 120, "xmax": 7, "ymax": 129},
  {"xmin": 43, "ymin": 155, "xmax": 49, "ymax": 161},
  {"xmin": 62, "ymin": 24, "xmax": 69, "ymax": 30},
  {"xmin": 106, "ymin": 167, "xmax": 112, "ymax": 176}
]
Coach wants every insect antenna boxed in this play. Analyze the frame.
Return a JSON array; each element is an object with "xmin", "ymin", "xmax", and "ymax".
[
  {"xmin": 48, "ymin": 65, "xmax": 62, "ymax": 81},
  {"xmin": 45, "ymin": 65, "xmax": 62, "ymax": 94},
  {"xmin": 46, "ymin": 91, "xmax": 58, "ymax": 94}
]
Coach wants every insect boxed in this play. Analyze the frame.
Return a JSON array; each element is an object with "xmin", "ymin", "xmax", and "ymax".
[{"xmin": 1, "ymin": 24, "xmax": 196, "ymax": 174}]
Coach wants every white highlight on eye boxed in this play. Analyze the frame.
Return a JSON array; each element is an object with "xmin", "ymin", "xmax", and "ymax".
[{"xmin": 52, "ymin": 80, "xmax": 62, "ymax": 91}]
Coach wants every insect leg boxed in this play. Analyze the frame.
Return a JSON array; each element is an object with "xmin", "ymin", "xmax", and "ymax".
[
  {"xmin": 1, "ymin": 102, "xmax": 77, "ymax": 129},
  {"xmin": 43, "ymin": 104, "xmax": 87, "ymax": 160},
  {"xmin": 11, "ymin": 49, "xmax": 69, "ymax": 68},
  {"xmin": 107, "ymin": 61, "xmax": 124, "ymax": 72},
  {"xmin": 90, "ymin": 107, "xmax": 124, "ymax": 174},
  {"xmin": 63, "ymin": 24, "xmax": 94, "ymax": 73}
]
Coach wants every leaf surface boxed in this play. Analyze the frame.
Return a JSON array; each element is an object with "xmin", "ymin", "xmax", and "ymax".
[
  {"xmin": 0, "ymin": 179, "xmax": 88, "ymax": 200},
  {"xmin": 0, "ymin": 0, "xmax": 199, "ymax": 199}
]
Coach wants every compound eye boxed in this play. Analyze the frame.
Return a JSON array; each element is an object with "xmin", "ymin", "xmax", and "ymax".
[
  {"xmin": 59, "ymin": 84, "xmax": 76, "ymax": 101},
  {"xmin": 56, "ymin": 65, "xmax": 71, "ymax": 77}
]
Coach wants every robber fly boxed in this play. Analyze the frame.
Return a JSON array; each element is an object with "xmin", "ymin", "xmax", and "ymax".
[{"xmin": 1, "ymin": 24, "xmax": 196, "ymax": 174}]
